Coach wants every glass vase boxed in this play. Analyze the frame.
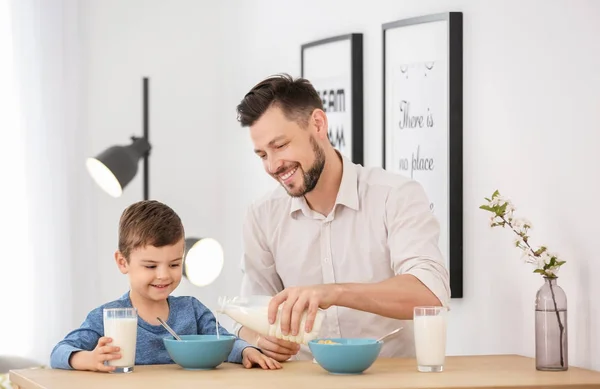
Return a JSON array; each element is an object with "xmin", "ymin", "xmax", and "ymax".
[{"xmin": 535, "ymin": 276, "xmax": 568, "ymax": 371}]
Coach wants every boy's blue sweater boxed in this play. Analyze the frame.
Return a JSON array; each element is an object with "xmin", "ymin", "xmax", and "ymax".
[{"xmin": 50, "ymin": 292, "xmax": 252, "ymax": 369}]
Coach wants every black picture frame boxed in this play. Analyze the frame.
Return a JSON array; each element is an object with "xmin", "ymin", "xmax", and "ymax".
[
  {"xmin": 301, "ymin": 33, "xmax": 364, "ymax": 165},
  {"xmin": 382, "ymin": 13, "xmax": 463, "ymax": 298}
]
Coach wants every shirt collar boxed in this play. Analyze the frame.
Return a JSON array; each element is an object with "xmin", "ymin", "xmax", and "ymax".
[
  {"xmin": 335, "ymin": 153, "xmax": 360, "ymax": 211},
  {"xmin": 289, "ymin": 152, "xmax": 359, "ymax": 216}
]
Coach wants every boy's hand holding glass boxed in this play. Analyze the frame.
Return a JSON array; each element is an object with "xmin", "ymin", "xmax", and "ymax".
[{"xmin": 70, "ymin": 337, "xmax": 121, "ymax": 372}]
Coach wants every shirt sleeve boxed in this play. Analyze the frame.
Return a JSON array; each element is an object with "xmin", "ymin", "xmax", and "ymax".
[
  {"xmin": 234, "ymin": 205, "xmax": 284, "ymax": 336},
  {"xmin": 193, "ymin": 298, "xmax": 257, "ymax": 364},
  {"xmin": 50, "ymin": 308, "xmax": 104, "ymax": 369},
  {"xmin": 386, "ymin": 180, "xmax": 451, "ymax": 307}
]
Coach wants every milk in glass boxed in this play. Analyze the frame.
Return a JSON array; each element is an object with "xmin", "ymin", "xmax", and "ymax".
[
  {"xmin": 413, "ymin": 306, "xmax": 447, "ymax": 372},
  {"xmin": 103, "ymin": 308, "xmax": 138, "ymax": 373}
]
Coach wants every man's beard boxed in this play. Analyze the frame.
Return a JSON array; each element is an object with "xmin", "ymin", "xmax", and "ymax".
[{"xmin": 278, "ymin": 136, "xmax": 325, "ymax": 198}]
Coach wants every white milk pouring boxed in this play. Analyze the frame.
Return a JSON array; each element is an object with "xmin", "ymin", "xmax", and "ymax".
[
  {"xmin": 217, "ymin": 296, "xmax": 324, "ymax": 344},
  {"xmin": 414, "ymin": 314, "xmax": 447, "ymax": 366},
  {"xmin": 103, "ymin": 317, "xmax": 138, "ymax": 367}
]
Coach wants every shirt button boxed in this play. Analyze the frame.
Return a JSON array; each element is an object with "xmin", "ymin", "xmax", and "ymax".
[{"xmin": 323, "ymin": 257, "xmax": 329, "ymax": 263}]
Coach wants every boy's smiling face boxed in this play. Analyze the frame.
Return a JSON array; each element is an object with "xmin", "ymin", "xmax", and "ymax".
[{"xmin": 115, "ymin": 238, "xmax": 185, "ymax": 302}]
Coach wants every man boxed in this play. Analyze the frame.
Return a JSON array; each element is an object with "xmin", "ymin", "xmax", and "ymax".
[{"xmin": 234, "ymin": 74, "xmax": 450, "ymax": 362}]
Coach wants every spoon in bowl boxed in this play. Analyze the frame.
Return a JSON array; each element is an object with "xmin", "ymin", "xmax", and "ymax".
[
  {"xmin": 157, "ymin": 317, "xmax": 182, "ymax": 341},
  {"xmin": 376, "ymin": 327, "xmax": 404, "ymax": 343}
]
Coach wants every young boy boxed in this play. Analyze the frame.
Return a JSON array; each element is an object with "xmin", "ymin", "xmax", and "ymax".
[{"xmin": 50, "ymin": 200, "xmax": 281, "ymax": 372}]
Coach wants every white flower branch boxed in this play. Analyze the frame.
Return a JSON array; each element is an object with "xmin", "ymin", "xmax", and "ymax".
[{"xmin": 480, "ymin": 190, "xmax": 566, "ymax": 278}]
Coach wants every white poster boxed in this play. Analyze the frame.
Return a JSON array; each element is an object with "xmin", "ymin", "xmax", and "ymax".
[
  {"xmin": 391, "ymin": 60, "xmax": 448, "ymax": 213},
  {"xmin": 383, "ymin": 13, "xmax": 463, "ymax": 297},
  {"xmin": 301, "ymin": 34, "xmax": 363, "ymax": 164},
  {"xmin": 389, "ymin": 60, "xmax": 449, "ymax": 268}
]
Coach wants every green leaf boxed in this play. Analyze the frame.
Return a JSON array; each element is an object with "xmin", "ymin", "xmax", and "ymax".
[
  {"xmin": 556, "ymin": 261, "xmax": 566, "ymax": 266},
  {"xmin": 533, "ymin": 269, "xmax": 545, "ymax": 274},
  {"xmin": 484, "ymin": 197, "xmax": 491, "ymax": 202},
  {"xmin": 480, "ymin": 205, "xmax": 495, "ymax": 212},
  {"xmin": 492, "ymin": 190, "xmax": 500, "ymax": 198},
  {"xmin": 498, "ymin": 202, "xmax": 508, "ymax": 215}
]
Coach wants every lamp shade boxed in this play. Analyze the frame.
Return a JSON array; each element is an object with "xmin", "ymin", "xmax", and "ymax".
[
  {"xmin": 86, "ymin": 137, "xmax": 151, "ymax": 198},
  {"xmin": 183, "ymin": 237, "xmax": 224, "ymax": 287}
]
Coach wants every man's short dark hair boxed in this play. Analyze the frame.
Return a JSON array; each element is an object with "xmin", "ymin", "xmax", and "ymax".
[{"xmin": 236, "ymin": 73, "xmax": 323, "ymax": 128}]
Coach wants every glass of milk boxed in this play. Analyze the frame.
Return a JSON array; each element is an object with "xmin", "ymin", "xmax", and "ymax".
[
  {"xmin": 103, "ymin": 308, "xmax": 138, "ymax": 373},
  {"xmin": 413, "ymin": 306, "xmax": 448, "ymax": 372}
]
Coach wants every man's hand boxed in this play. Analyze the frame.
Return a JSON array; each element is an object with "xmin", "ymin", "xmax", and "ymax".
[
  {"xmin": 69, "ymin": 336, "xmax": 121, "ymax": 372},
  {"xmin": 242, "ymin": 347, "xmax": 282, "ymax": 369},
  {"xmin": 239, "ymin": 326, "xmax": 300, "ymax": 362},
  {"xmin": 268, "ymin": 284, "xmax": 340, "ymax": 337}
]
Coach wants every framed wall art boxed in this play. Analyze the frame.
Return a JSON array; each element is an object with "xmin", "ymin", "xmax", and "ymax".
[
  {"xmin": 382, "ymin": 13, "xmax": 464, "ymax": 297},
  {"xmin": 301, "ymin": 33, "xmax": 364, "ymax": 165}
]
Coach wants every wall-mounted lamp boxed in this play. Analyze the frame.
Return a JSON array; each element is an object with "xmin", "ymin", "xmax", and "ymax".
[
  {"xmin": 85, "ymin": 136, "xmax": 151, "ymax": 199},
  {"xmin": 86, "ymin": 77, "xmax": 223, "ymax": 286},
  {"xmin": 183, "ymin": 237, "xmax": 224, "ymax": 287},
  {"xmin": 86, "ymin": 78, "xmax": 151, "ymax": 200}
]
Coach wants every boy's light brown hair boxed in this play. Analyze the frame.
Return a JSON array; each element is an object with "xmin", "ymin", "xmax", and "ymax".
[{"xmin": 118, "ymin": 200, "xmax": 185, "ymax": 261}]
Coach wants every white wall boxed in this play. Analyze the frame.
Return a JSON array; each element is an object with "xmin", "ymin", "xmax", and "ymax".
[{"xmin": 81, "ymin": 0, "xmax": 600, "ymax": 370}]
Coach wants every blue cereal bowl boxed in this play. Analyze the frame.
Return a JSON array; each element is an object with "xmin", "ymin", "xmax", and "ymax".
[
  {"xmin": 308, "ymin": 338, "xmax": 382, "ymax": 375},
  {"xmin": 163, "ymin": 334, "xmax": 235, "ymax": 370}
]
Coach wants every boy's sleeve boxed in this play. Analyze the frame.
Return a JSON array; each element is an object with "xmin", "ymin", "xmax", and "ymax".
[
  {"xmin": 50, "ymin": 308, "xmax": 104, "ymax": 369},
  {"xmin": 192, "ymin": 298, "xmax": 258, "ymax": 364}
]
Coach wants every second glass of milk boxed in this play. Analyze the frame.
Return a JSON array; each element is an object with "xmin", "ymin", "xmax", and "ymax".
[
  {"xmin": 103, "ymin": 307, "xmax": 138, "ymax": 373},
  {"xmin": 414, "ymin": 306, "xmax": 448, "ymax": 373}
]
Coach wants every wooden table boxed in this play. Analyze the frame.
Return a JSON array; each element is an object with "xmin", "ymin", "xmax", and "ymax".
[{"xmin": 9, "ymin": 355, "xmax": 600, "ymax": 389}]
